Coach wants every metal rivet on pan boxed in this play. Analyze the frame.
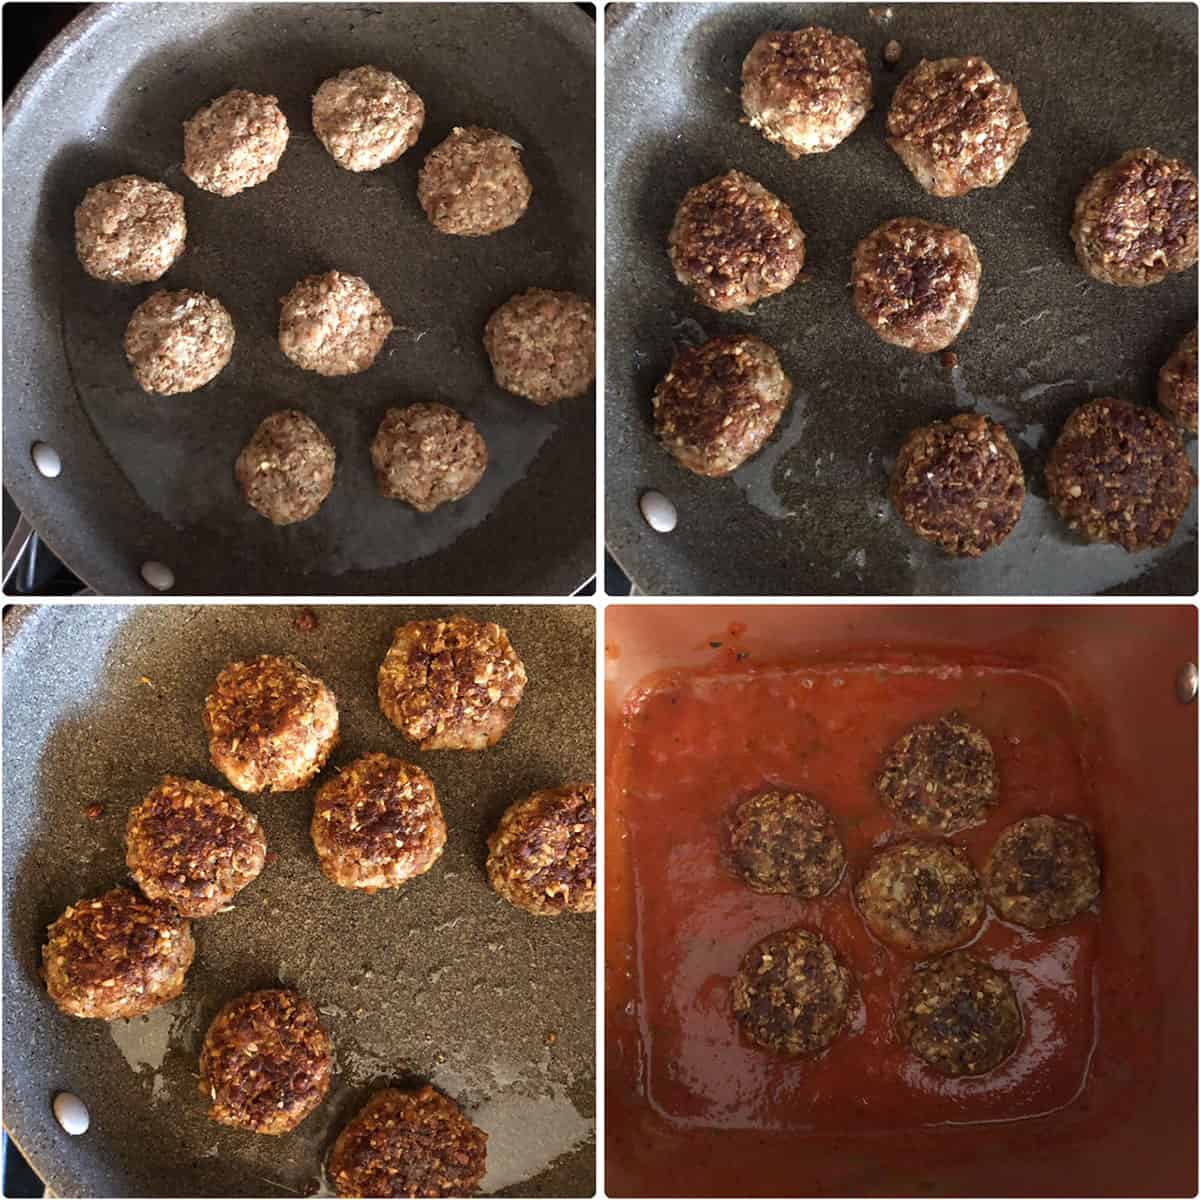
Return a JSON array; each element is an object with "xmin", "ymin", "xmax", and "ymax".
[
  {"xmin": 639, "ymin": 490, "xmax": 677, "ymax": 533},
  {"xmin": 31, "ymin": 442, "xmax": 62, "ymax": 478},
  {"xmin": 1176, "ymin": 662, "xmax": 1197, "ymax": 703},
  {"xmin": 53, "ymin": 1091, "xmax": 90, "ymax": 1136},
  {"xmin": 141, "ymin": 561, "xmax": 175, "ymax": 592}
]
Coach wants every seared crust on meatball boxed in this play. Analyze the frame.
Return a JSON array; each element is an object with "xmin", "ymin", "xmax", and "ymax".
[
  {"xmin": 313, "ymin": 65, "xmax": 425, "ymax": 172},
  {"xmin": 726, "ymin": 790, "xmax": 845, "ymax": 897},
  {"xmin": 200, "ymin": 988, "xmax": 332, "ymax": 1135},
  {"xmin": 983, "ymin": 815, "xmax": 1101, "ymax": 930},
  {"xmin": 312, "ymin": 754, "xmax": 446, "ymax": 892},
  {"xmin": 890, "ymin": 415, "xmax": 1024, "ymax": 556},
  {"xmin": 279, "ymin": 270, "xmax": 393, "ymax": 376},
  {"xmin": 668, "ymin": 171, "xmax": 805, "ymax": 312},
  {"xmin": 1045, "ymin": 397, "xmax": 1195, "ymax": 552},
  {"xmin": 330, "ymin": 1086, "xmax": 488, "ymax": 1199},
  {"xmin": 126, "ymin": 776, "xmax": 267, "ymax": 917},
  {"xmin": 204, "ymin": 654, "xmax": 339, "ymax": 793},
  {"xmin": 855, "ymin": 840, "xmax": 985, "ymax": 955},
  {"xmin": 1071, "ymin": 149, "xmax": 1198, "ymax": 287},
  {"xmin": 378, "ymin": 616, "xmax": 527, "ymax": 751},
  {"xmin": 43, "ymin": 887, "xmax": 194, "ymax": 1020},
  {"xmin": 483, "ymin": 289, "xmax": 596, "ymax": 405},
  {"xmin": 487, "ymin": 784, "xmax": 596, "ymax": 916},
  {"xmin": 653, "ymin": 334, "xmax": 792, "ymax": 477},
  {"xmin": 1158, "ymin": 328, "xmax": 1198, "ymax": 433},
  {"xmin": 731, "ymin": 928, "xmax": 853, "ymax": 1057},
  {"xmin": 183, "ymin": 89, "xmax": 289, "ymax": 197},
  {"xmin": 371, "ymin": 403, "xmax": 488, "ymax": 512},
  {"xmin": 417, "ymin": 126, "xmax": 532, "ymax": 236},
  {"xmin": 741, "ymin": 27, "xmax": 873, "ymax": 158},
  {"xmin": 236, "ymin": 410, "xmax": 336, "ymax": 526},
  {"xmin": 886, "ymin": 57, "xmax": 1029, "ymax": 198},
  {"xmin": 75, "ymin": 175, "xmax": 186, "ymax": 285},
  {"xmin": 123, "ymin": 289, "xmax": 235, "ymax": 395},
  {"xmin": 897, "ymin": 951, "xmax": 1022, "ymax": 1076}
]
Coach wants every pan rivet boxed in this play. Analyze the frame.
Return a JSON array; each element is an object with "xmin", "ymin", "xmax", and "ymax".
[
  {"xmin": 31, "ymin": 442, "xmax": 62, "ymax": 478},
  {"xmin": 640, "ymin": 490, "xmax": 677, "ymax": 533},
  {"xmin": 53, "ymin": 1091, "xmax": 90, "ymax": 1135},
  {"xmin": 1177, "ymin": 662, "xmax": 1197, "ymax": 704},
  {"xmin": 141, "ymin": 561, "xmax": 175, "ymax": 592}
]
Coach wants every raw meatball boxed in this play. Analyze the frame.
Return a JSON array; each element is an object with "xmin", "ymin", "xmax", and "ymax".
[
  {"xmin": 126, "ymin": 775, "xmax": 267, "ymax": 917},
  {"xmin": 279, "ymin": 270, "xmax": 393, "ymax": 376},
  {"xmin": 1045, "ymin": 397, "xmax": 1195, "ymax": 552},
  {"xmin": 74, "ymin": 175, "xmax": 186, "ymax": 285},
  {"xmin": 312, "ymin": 65, "xmax": 425, "ymax": 172},
  {"xmin": 311, "ymin": 753, "xmax": 446, "ymax": 892},
  {"xmin": 653, "ymin": 334, "xmax": 792, "ymax": 477},
  {"xmin": 487, "ymin": 783, "xmax": 596, "ymax": 916},
  {"xmin": 483, "ymin": 288, "xmax": 596, "ymax": 405},
  {"xmin": 890, "ymin": 414, "xmax": 1025, "ymax": 556},
  {"xmin": 731, "ymin": 928, "xmax": 853, "ymax": 1057},
  {"xmin": 1158, "ymin": 328, "xmax": 1197, "ymax": 433},
  {"xmin": 43, "ymin": 887, "xmax": 194, "ymax": 1020},
  {"xmin": 370, "ymin": 403, "xmax": 487, "ymax": 512},
  {"xmin": 983, "ymin": 815, "xmax": 1101, "ymax": 930},
  {"xmin": 203, "ymin": 654, "xmax": 339, "ymax": 793},
  {"xmin": 417, "ymin": 126, "xmax": 531, "ymax": 236},
  {"xmin": 855, "ymin": 840, "xmax": 985, "ymax": 955},
  {"xmin": 123, "ymin": 289, "xmax": 234, "ymax": 395},
  {"xmin": 725, "ymin": 790, "xmax": 845, "ymax": 897},
  {"xmin": 668, "ymin": 171, "xmax": 805, "ymax": 312},
  {"xmin": 1071, "ymin": 149, "xmax": 1199, "ymax": 287},
  {"xmin": 236, "ymin": 410, "xmax": 336, "ymax": 525},
  {"xmin": 886, "ymin": 57, "xmax": 1029, "ymax": 197},
  {"xmin": 199, "ymin": 988, "xmax": 332, "ymax": 1134},
  {"xmin": 897, "ymin": 951, "xmax": 1022, "ymax": 1076},
  {"xmin": 183, "ymin": 89, "xmax": 289, "ymax": 197},
  {"xmin": 741, "ymin": 27, "xmax": 872, "ymax": 157},
  {"xmin": 329, "ymin": 1086, "xmax": 488, "ymax": 1199},
  {"xmin": 378, "ymin": 615, "xmax": 527, "ymax": 751},
  {"xmin": 877, "ymin": 713, "xmax": 998, "ymax": 835},
  {"xmin": 852, "ymin": 217, "xmax": 981, "ymax": 353}
]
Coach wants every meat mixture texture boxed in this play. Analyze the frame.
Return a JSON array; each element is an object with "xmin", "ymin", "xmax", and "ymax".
[
  {"xmin": 279, "ymin": 270, "xmax": 393, "ymax": 376},
  {"xmin": 235, "ymin": 409, "xmax": 337, "ymax": 525},
  {"xmin": 370, "ymin": 403, "xmax": 488, "ymax": 512},
  {"xmin": 312, "ymin": 65, "xmax": 425, "ymax": 172},
  {"xmin": 483, "ymin": 288, "xmax": 596, "ymax": 405},
  {"xmin": 183, "ymin": 89, "xmax": 289, "ymax": 197},
  {"xmin": 417, "ymin": 126, "xmax": 532, "ymax": 236},
  {"xmin": 1158, "ymin": 328, "xmax": 1198, "ymax": 433},
  {"xmin": 725, "ymin": 790, "xmax": 845, "ymax": 897},
  {"xmin": 123, "ymin": 289, "xmax": 235, "ymax": 395},
  {"xmin": 74, "ymin": 175, "xmax": 186, "ymax": 284}
]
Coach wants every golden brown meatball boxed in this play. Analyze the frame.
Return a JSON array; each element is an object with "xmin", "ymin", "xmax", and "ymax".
[
  {"xmin": 1158, "ymin": 328, "xmax": 1198, "ymax": 433},
  {"xmin": 725, "ymin": 790, "xmax": 845, "ymax": 896}
]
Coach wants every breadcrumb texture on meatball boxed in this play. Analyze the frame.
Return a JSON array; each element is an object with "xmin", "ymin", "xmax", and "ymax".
[
  {"xmin": 279, "ymin": 270, "xmax": 393, "ymax": 376},
  {"xmin": 417, "ymin": 126, "xmax": 532, "ymax": 236},
  {"xmin": 313, "ymin": 65, "xmax": 425, "ymax": 172},
  {"xmin": 1159, "ymin": 328, "xmax": 1198, "ymax": 433},
  {"xmin": 123, "ymin": 289, "xmax": 235, "ymax": 395},
  {"xmin": 236, "ymin": 409, "xmax": 337, "ymax": 526},
  {"xmin": 74, "ymin": 175, "xmax": 186, "ymax": 284},
  {"xmin": 183, "ymin": 89, "xmax": 289, "ymax": 197},
  {"xmin": 726, "ymin": 790, "xmax": 845, "ymax": 897},
  {"xmin": 371, "ymin": 403, "xmax": 488, "ymax": 512},
  {"xmin": 483, "ymin": 288, "xmax": 596, "ymax": 405}
]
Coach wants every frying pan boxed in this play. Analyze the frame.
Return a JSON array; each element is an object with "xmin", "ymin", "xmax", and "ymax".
[
  {"xmin": 605, "ymin": 3, "xmax": 1198, "ymax": 596},
  {"xmin": 1, "ymin": 603, "xmax": 596, "ymax": 1197},
  {"xmin": 2, "ymin": 3, "xmax": 596, "ymax": 596}
]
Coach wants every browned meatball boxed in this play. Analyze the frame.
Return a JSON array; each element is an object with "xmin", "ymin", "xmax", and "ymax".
[
  {"xmin": 312, "ymin": 65, "xmax": 425, "ymax": 172},
  {"xmin": 126, "ymin": 776, "xmax": 267, "ymax": 917},
  {"xmin": 183, "ymin": 89, "xmax": 289, "ymax": 197},
  {"xmin": 74, "ymin": 175, "xmax": 186, "ymax": 285},
  {"xmin": 279, "ymin": 271, "xmax": 393, "ymax": 376},
  {"xmin": 1071, "ymin": 149, "xmax": 1198, "ymax": 287},
  {"xmin": 43, "ymin": 887, "xmax": 195, "ymax": 1020},
  {"xmin": 652, "ymin": 334, "xmax": 792, "ymax": 476},
  {"xmin": 487, "ymin": 784, "xmax": 596, "ymax": 916},
  {"xmin": 203, "ymin": 654, "xmax": 339, "ymax": 793},
  {"xmin": 983, "ymin": 815, "xmax": 1101, "ymax": 930},
  {"xmin": 370, "ymin": 403, "xmax": 488, "ymax": 512},
  {"xmin": 200, "ymin": 988, "xmax": 332, "ymax": 1134},
  {"xmin": 725, "ymin": 790, "xmax": 845, "ymax": 896},
  {"xmin": 236, "ymin": 410, "xmax": 336, "ymax": 525},
  {"xmin": 417, "ymin": 126, "xmax": 531, "ymax": 236},
  {"xmin": 886, "ymin": 57, "xmax": 1029, "ymax": 197},
  {"xmin": 1045, "ymin": 397, "xmax": 1195, "ymax": 552},
  {"xmin": 329, "ymin": 1086, "xmax": 488, "ymax": 1199},
  {"xmin": 378, "ymin": 615, "xmax": 527, "ymax": 750},
  {"xmin": 668, "ymin": 171, "xmax": 805, "ymax": 312},
  {"xmin": 1158, "ymin": 328, "xmax": 1198, "ymax": 433},
  {"xmin": 483, "ymin": 289, "xmax": 596, "ymax": 405},
  {"xmin": 123, "ymin": 289, "xmax": 235, "ymax": 395},
  {"xmin": 311, "ymin": 754, "xmax": 446, "ymax": 892}
]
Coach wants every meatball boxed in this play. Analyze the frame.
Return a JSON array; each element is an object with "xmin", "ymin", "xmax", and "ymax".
[
  {"xmin": 897, "ymin": 952, "xmax": 1022, "ymax": 1077},
  {"xmin": 126, "ymin": 776, "xmax": 268, "ymax": 917},
  {"xmin": 652, "ymin": 334, "xmax": 792, "ymax": 477},
  {"xmin": 329, "ymin": 1086, "xmax": 488, "ymax": 1199},
  {"xmin": 877, "ymin": 714, "xmax": 998, "ymax": 834},
  {"xmin": 855, "ymin": 840, "xmax": 985, "ymax": 955},
  {"xmin": 725, "ymin": 790, "xmax": 845, "ymax": 897},
  {"xmin": 852, "ymin": 217, "xmax": 981, "ymax": 353},
  {"xmin": 483, "ymin": 288, "xmax": 596, "ymax": 405},
  {"xmin": 741, "ymin": 27, "xmax": 872, "ymax": 157},
  {"xmin": 279, "ymin": 270, "xmax": 393, "ymax": 376},
  {"xmin": 890, "ymin": 414, "xmax": 1025, "ymax": 556},
  {"xmin": 378, "ymin": 615, "xmax": 526, "ymax": 751},
  {"xmin": 203, "ymin": 654, "xmax": 339, "ymax": 793},
  {"xmin": 370, "ymin": 403, "xmax": 488, "ymax": 512},
  {"xmin": 199, "ymin": 988, "xmax": 332, "ymax": 1135},
  {"xmin": 731, "ymin": 928, "xmax": 853, "ymax": 1057},
  {"xmin": 1071, "ymin": 148, "xmax": 1198, "ymax": 287},
  {"xmin": 886, "ymin": 57, "xmax": 1029, "ymax": 198},
  {"xmin": 43, "ymin": 887, "xmax": 194, "ymax": 1021},
  {"xmin": 486, "ymin": 783, "xmax": 596, "ymax": 916},
  {"xmin": 983, "ymin": 815, "xmax": 1101, "ymax": 930},
  {"xmin": 1045, "ymin": 397, "xmax": 1195, "ymax": 552},
  {"xmin": 668, "ymin": 171, "xmax": 805, "ymax": 312},
  {"xmin": 123, "ymin": 289, "xmax": 235, "ymax": 395},
  {"xmin": 236, "ymin": 410, "xmax": 336, "ymax": 525},
  {"xmin": 312, "ymin": 65, "xmax": 425, "ymax": 172},
  {"xmin": 417, "ymin": 126, "xmax": 532, "ymax": 236},
  {"xmin": 1158, "ymin": 328, "xmax": 1198, "ymax": 433},
  {"xmin": 74, "ymin": 175, "xmax": 186, "ymax": 285},
  {"xmin": 183, "ymin": 89, "xmax": 289, "ymax": 197},
  {"xmin": 311, "ymin": 754, "xmax": 446, "ymax": 892}
]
